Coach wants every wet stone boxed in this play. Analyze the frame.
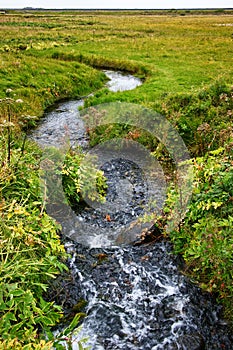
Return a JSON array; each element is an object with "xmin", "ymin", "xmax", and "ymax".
[
  {"xmin": 71, "ymin": 157, "xmax": 149, "ymax": 232},
  {"xmin": 175, "ymin": 333, "xmax": 205, "ymax": 350},
  {"xmin": 48, "ymin": 240, "xmax": 233, "ymax": 349}
]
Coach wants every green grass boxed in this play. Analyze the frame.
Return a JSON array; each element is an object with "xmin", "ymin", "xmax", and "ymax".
[
  {"xmin": 0, "ymin": 10, "xmax": 233, "ymax": 345},
  {"xmin": 0, "ymin": 53, "xmax": 106, "ymax": 123},
  {"xmin": 2, "ymin": 11, "xmax": 233, "ymax": 101}
]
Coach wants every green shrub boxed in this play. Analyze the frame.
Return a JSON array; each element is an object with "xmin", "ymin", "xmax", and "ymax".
[
  {"xmin": 167, "ymin": 147, "xmax": 233, "ymax": 321},
  {"xmin": 62, "ymin": 149, "xmax": 107, "ymax": 208},
  {"xmin": 0, "ymin": 134, "xmax": 88, "ymax": 348}
]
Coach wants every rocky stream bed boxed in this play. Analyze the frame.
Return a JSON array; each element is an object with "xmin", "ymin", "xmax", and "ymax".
[{"xmin": 30, "ymin": 70, "xmax": 233, "ymax": 349}]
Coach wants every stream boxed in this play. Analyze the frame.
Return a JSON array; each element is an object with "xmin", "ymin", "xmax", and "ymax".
[{"xmin": 30, "ymin": 70, "xmax": 233, "ymax": 349}]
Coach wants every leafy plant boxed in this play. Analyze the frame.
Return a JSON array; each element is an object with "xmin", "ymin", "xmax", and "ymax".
[
  {"xmin": 62, "ymin": 149, "xmax": 107, "ymax": 208},
  {"xmin": 0, "ymin": 134, "xmax": 89, "ymax": 348},
  {"xmin": 167, "ymin": 147, "xmax": 233, "ymax": 320}
]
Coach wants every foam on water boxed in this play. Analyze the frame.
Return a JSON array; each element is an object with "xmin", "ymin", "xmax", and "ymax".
[{"xmin": 51, "ymin": 242, "xmax": 232, "ymax": 350}]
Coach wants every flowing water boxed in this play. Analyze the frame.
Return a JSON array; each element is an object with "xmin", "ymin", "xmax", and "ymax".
[
  {"xmin": 30, "ymin": 70, "xmax": 141, "ymax": 149},
  {"xmin": 103, "ymin": 70, "xmax": 142, "ymax": 92},
  {"xmin": 53, "ymin": 241, "xmax": 232, "ymax": 350},
  {"xmin": 30, "ymin": 71, "xmax": 233, "ymax": 349}
]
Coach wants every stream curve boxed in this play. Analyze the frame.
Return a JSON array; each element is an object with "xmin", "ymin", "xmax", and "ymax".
[{"xmin": 30, "ymin": 70, "xmax": 233, "ymax": 349}]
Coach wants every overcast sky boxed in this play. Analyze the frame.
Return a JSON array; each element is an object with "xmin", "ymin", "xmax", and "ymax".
[{"xmin": 1, "ymin": 1, "xmax": 233, "ymax": 9}]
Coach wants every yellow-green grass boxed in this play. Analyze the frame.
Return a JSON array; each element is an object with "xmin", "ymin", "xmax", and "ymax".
[
  {"xmin": 0, "ymin": 10, "xmax": 233, "ymax": 344},
  {"xmin": 1, "ymin": 12, "xmax": 233, "ymax": 102}
]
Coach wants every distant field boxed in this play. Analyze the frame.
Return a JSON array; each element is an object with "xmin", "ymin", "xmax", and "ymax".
[{"xmin": 1, "ymin": 10, "xmax": 233, "ymax": 102}]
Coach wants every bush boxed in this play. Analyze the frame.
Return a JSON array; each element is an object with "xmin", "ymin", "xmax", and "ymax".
[
  {"xmin": 167, "ymin": 147, "xmax": 233, "ymax": 321},
  {"xmin": 62, "ymin": 148, "xmax": 107, "ymax": 208},
  {"xmin": 0, "ymin": 132, "xmax": 88, "ymax": 348}
]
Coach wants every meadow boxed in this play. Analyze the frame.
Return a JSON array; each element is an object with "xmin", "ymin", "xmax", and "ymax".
[{"xmin": 0, "ymin": 9, "xmax": 233, "ymax": 348}]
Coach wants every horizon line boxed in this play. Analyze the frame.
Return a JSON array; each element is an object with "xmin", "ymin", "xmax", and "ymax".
[{"xmin": 1, "ymin": 7, "xmax": 233, "ymax": 10}]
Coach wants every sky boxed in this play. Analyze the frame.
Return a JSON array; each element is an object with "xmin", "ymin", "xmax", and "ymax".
[{"xmin": 1, "ymin": 0, "xmax": 233, "ymax": 9}]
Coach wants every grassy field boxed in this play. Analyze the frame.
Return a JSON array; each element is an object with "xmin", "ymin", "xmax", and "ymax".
[{"xmin": 0, "ymin": 10, "xmax": 233, "ymax": 348}]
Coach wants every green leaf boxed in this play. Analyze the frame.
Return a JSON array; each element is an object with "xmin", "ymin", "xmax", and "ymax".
[
  {"xmin": 11, "ymin": 289, "xmax": 25, "ymax": 297},
  {"xmin": 5, "ymin": 312, "xmax": 17, "ymax": 322},
  {"xmin": 63, "ymin": 313, "xmax": 81, "ymax": 336}
]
